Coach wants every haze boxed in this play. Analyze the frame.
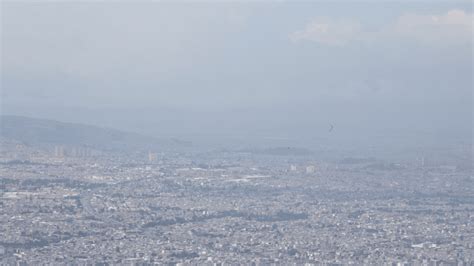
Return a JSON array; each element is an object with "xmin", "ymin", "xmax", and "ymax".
[
  {"xmin": 1, "ymin": 2, "xmax": 474, "ymax": 264},
  {"xmin": 1, "ymin": 2, "xmax": 472, "ymax": 151}
]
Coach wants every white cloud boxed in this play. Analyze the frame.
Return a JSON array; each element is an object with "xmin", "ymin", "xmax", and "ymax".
[
  {"xmin": 392, "ymin": 9, "xmax": 473, "ymax": 44},
  {"xmin": 395, "ymin": 9, "xmax": 472, "ymax": 29},
  {"xmin": 289, "ymin": 18, "xmax": 362, "ymax": 46},
  {"xmin": 291, "ymin": 9, "xmax": 473, "ymax": 47}
]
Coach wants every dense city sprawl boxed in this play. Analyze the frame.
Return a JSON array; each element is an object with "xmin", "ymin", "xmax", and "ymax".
[{"xmin": 1, "ymin": 142, "xmax": 473, "ymax": 265}]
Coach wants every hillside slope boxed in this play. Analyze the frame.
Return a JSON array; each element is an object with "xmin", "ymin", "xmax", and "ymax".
[{"xmin": 0, "ymin": 115, "xmax": 184, "ymax": 151}]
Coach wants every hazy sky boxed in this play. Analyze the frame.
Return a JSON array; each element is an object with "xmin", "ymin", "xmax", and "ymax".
[{"xmin": 1, "ymin": 2, "xmax": 472, "ymax": 146}]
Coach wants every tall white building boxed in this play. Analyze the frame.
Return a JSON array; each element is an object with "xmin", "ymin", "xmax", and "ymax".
[
  {"xmin": 148, "ymin": 151, "xmax": 158, "ymax": 163},
  {"xmin": 306, "ymin": 165, "xmax": 316, "ymax": 174},
  {"xmin": 54, "ymin": 146, "xmax": 65, "ymax": 157}
]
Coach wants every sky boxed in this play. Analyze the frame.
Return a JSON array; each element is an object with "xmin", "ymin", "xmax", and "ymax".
[{"xmin": 1, "ymin": 1, "xmax": 472, "ymax": 149}]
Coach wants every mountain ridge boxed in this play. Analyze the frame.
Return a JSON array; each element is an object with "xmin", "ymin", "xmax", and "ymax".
[{"xmin": 0, "ymin": 115, "xmax": 186, "ymax": 151}]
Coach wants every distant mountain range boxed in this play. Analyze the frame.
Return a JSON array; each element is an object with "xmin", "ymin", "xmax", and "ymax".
[{"xmin": 0, "ymin": 115, "xmax": 188, "ymax": 151}]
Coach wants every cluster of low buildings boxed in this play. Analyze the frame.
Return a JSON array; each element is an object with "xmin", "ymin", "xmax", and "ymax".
[{"xmin": 1, "ymin": 142, "xmax": 473, "ymax": 264}]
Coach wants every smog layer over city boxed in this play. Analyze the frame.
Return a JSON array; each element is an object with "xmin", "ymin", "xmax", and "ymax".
[{"xmin": 1, "ymin": 1, "xmax": 473, "ymax": 265}]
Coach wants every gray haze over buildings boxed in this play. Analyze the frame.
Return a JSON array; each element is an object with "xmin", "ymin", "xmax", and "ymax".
[
  {"xmin": 1, "ymin": 2, "xmax": 474, "ymax": 264},
  {"xmin": 2, "ymin": 2, "xmax": 472, "ymax": 150}
]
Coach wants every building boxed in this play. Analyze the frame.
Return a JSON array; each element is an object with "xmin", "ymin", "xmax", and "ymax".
[
  {"xmin": 148, "ymin": 151, "xmax": 158, "ymax": 163},
  {"xmin": 54, "ymin": 146, "xmax": 65, "ymax": 157},
  {"xmin": 306, "ymin": 165, "xmax": 316, "ymax": 174}
]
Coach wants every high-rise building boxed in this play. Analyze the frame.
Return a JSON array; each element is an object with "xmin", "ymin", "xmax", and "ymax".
[
  {"xmin": 148, "ymin": 151, "xmax": 158, "ymax": 163},
  {"xmin": 71, "ymin": 147, "xmax": 91, "ymax": 157},
  {"xmin": 54, "ymin": 146, "xmax": 65, "ymax": 157},
  {"xmin": 306, "ymin": 165, "xmax": 316, "ymax": 174}
]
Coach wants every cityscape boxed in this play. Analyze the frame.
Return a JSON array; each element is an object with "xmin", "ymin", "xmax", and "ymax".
[
  {"xmin": 1, "ymin": 1, "xmax": 473, "ymax": 265},
  {"xmin": 1, "ymin": 137, "xmax": 472, "ymax": 264}
]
